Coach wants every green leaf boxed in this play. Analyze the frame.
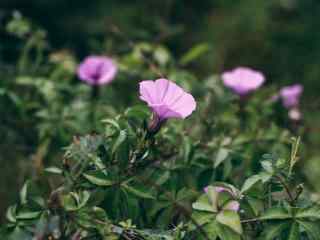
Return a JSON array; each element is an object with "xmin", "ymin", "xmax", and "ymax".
[
  {"xmin": 16, "ymin": 209, "xmax": 42, "ymax": 219},
  {"xmin": 102, "ymin": 118, "xmax": 121, "ymax": 131},
  {"xmin": 240, "ymin": 172, "xmax": 272, "ymax": 193},
  {"xmin": 176, "ymin": 188, "xmax": 196, "ymax": 202},
  {"xmin": 122, "ymin": 183, "xmax": 155, "ymax": 199},
  {"xmin": 201, "ymin": 221, "xmax": 219, "ymax": 239},
  {"xmin": 20, "ymin": 181, "xmax": 29, "ymax": 205},
  {"xmin": 207, "ymin": 186, "xmax": 219, "ymax": 212},
  {"xmin": 192, "ymin": 195, "xmax": 215, "ymax": 213},
  {"xmin": 112, "ymin": 130, "xmax": 127, "ymax": 155},
  {"xmin": 260, "ymin": 222, "xmax": 290, "ymax": 240},
  {"xmin": 246, "ymin": 197, "xmax": 264, "ymax": 216},
  {"xmin": 260, "ymin": 207, "xmax": 292, "ymax": 220},
  {"xmin": 261, "ymin": 160, "xmax": 274, "ymax": 173},
  {"xmin": 78, "ymin": 190, "xmax": 90, "ymax": 208},
  {"xmin": 152, "ymin": 170, "xmax": 170, "ymax": 186},
  {"xmin": 44, "ymin": 167, "xmax": 63, "ymax": 175},
  {"xmin": 154, "ymin": 46, "xmax": 171, "ymax": 65},
  {"xmin": 298, "ymin": 220, "xmax": 320, "ymax": 240},
  {"xmin": 259, "ymin": 171, "xmax": 273, "ymax": 182},
  {"xmin": 7, "ymin": 227, "xmax": 32, "ymax": 240},
  {"xmin": 6, "ymin": 205, "xmax": 17, "ymax": 223},
  {"xmin": 288, "ymin": 222, "xmax": 299, "ymax": 240},
  {"xmin": 190, "ymin": 211, "xmax": 215, "ymax": 230},
  {"xmin": 83, "ymin": 171, "xmax": 113, "ymax": 186},
  {"xmin": 296, "ymin": 206, "xmax": 320, "ymax": 220},
  {"xmin": 215, "ymin": 222, "xmax": 241, "ymax": 240},
  {"xmin": 183, "ymin": 137, "xmax": 192, "ymax": 162},
  {"xmin": 61, "ymin": 194, "xmax": 78, "ymax": 211},
  {"xmin": 241, "ymin": 174, "xmax": 262, "ymax": 193},
  {"xmin": 216, "ymin": 210, "xmax": 242, "ymax": 234},
  {"xmin": 76, "ymin": 209, "xmax": 98, "ymax": 229},
  {"xmin": 214, "ymin": 148, "xmax": 229, "ymax": 168},
  {"xmin": 92, "ymin": 206, "xmax": 108, "ymax": 221},
  {"xmin": 289, "ymin": 137, "xmax": 301, "ymax": 176},
  {"xmin": 179, "ymin": 43, "xmax": 210, "ymax": 65}
]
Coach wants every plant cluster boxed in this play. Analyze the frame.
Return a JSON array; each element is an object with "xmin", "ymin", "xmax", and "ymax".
[{"xmin": 1, "ymin": 14, "xmax": 319, "ymax": 240}]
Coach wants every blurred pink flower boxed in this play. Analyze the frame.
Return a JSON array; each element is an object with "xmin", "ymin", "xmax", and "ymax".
[
  {"xmin": 279, "ymin": 84, "xmax": 303, "ymax": 108},
  {"xmin": 224, "ymin": 200, "xmax": 240, "ymax": 212},
  {"xmin": 214, "ymin": 186, "xmax": 226, "ymax": 193},
  {"xmin": 222, "ymin": 67, "xmax": 265, "ymax": 96},
  {"xmin": 139, "ymin": 78, "xmax": 196, "ymax": 121},
  {"xmin": 77, "ymin": 56, "xmax": 117, "ymax": 85},
  {"xmin": 288, "ymin": 108, "xmax": 301, "ymax": 121}
]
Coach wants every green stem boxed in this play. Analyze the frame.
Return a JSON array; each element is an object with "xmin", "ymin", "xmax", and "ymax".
[
  {"xmin": 18, "ymin": 36, "xmax": 34, "ymax": 73},
  {"xmin": 275, "ymin": 175, "xmax": 295, "ymax": 206},
  {"xmin": 90, "ymin": 86, "xmax": 100, "ymax": 130},
  {"xmin": 239, "ymin": 97, "xmax": 247, "ymax": 130}
]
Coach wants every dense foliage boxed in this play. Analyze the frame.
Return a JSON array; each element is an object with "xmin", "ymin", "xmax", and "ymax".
[{"xmin": 1, "ymin": 11, "xmax": 320, "ymax": 240}]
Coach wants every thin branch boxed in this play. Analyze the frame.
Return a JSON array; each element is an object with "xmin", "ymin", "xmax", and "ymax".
[
  {"xmin": 241, "ymin": 218, "xmax": 260, "ymax": 223},
  {"xmin": 275, "ymin": 175, "xmax": 295, "ymax": 206}
]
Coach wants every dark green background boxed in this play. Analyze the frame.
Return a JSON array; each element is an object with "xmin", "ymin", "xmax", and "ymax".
[{"xmin": 0, "ymin": 0, "xmax": 319, "ymax": 97}]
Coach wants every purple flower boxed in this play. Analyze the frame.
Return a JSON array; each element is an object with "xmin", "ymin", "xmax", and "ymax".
[
  {"xmin": 279, "ymin": 84, "xmax": 303, "ymax": 108},
  {"xmin": 77, "ymin": 56, "xmax": 117, "ymax": 85},
  {"xmin": 222, "ymin": 67, "xmax": 265, "ymax": 96},
  {"xmin": 139, "ymin": 78, "xmax": 196, "ymax": 121}
]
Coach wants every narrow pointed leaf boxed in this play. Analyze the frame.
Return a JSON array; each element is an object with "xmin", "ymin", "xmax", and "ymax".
[
  {"xmin": 288, "ymin": 222, "xmax": 299, "ymax": 240},
  {"xmin": 298, "ymin": 220, "xmax": 320, "ymax": 240},
  {"xmin": 260, "ymin": 207, "xmax": 292, "ymax": 220},
  {"xmin": 296, "ymin": 206, "xmax": 320, "ymax": 220},
  {"xmin": 83, "ymin": 171, "xmax": 113, "ymax": 186}
]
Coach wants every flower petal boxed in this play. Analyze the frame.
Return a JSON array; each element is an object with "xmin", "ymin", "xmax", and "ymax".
[
  {"xmin": 139, "ymin": 78, "xmax": 196, "ymax": 120},
  {"xmin": 169, "ymin": 92, "xmax": 197, "ymax": 119},
  {"xmin": 77, "ymin": 56, "xmax": 117, "ymax": 85},
  {"xmin": 222, "ymin": 67, "xmax": 265, "ymax": 95},
  {"xmin": 139, "ymin": 80, "xmax": 158, "ymax": 104}
]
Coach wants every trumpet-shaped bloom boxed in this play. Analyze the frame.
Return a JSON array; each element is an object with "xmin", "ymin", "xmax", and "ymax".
[
  {"xmin": 222, "ymin": 67, "xmax": 265, "ymax": 96},
  {"xmin": 77, "ymin": 56, "xmax": 117, "ymax": 85},
  {"xmin": 279, "ymin": 84, "xmax": 303, "ymax": 108},
  {"xmin": 139, "ymin": 78, "xmax": 196, "ymax": 121}
]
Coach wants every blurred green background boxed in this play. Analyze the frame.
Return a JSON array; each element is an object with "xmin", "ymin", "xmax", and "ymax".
[{"xmin": 0, "ymin": 0, "xmax": 319, "ymax": 222}]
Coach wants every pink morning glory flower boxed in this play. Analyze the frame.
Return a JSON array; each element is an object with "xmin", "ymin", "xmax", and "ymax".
[
  {"xmin": 279, "ymin": 84, "xmax": 303, "ymax": 108},
  {"xmin": 222, "ymin": 67, "xmax": 265, "ymax": 96},
  {"xmin": 77, "ymin": 56, "xmax": 117, "ymax": 85},
  {"xmin": 139, "ymin": 78, "xmax": 196, "ymax": 121}
]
